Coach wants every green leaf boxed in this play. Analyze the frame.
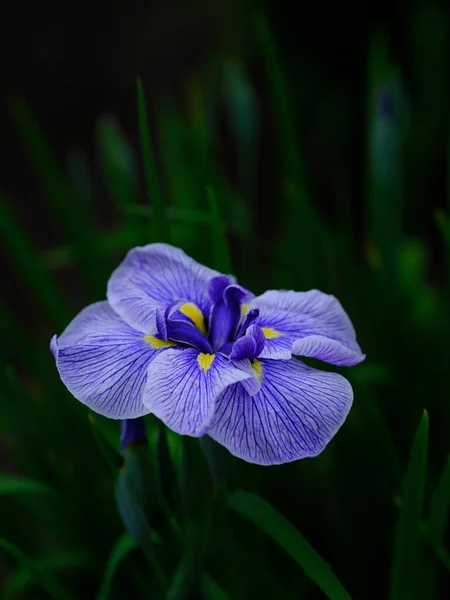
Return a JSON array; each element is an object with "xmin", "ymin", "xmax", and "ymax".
[
  {"xmin": 97, "ymin": 534, "xmax": 136, "ymax": 600},
  {"xmin": 423, "ymin": 456, "xmax": 450, "ymax": 596},
  {"xmin": 0, "ymin": 473, "xmax": 52, "ymax": 496},
  {"xmin": 0, "ymin": 539, "xmax": 74, "ymax": 600},
  {"xmin": 206, "ymin": 186, "xmax": 232, "ymax": 274},
  {"xmin": 253, "ymin": 12, "xmax": 317, "ymax": 288},
  {"xmin": 115, "ymin": 446, "xmax": 168, "ymax": 594},
  {"xmin": 390, "ymin": 410, "xmax": 429, "ymax": 600},
  {"xmin": 0, "ymin": 192, "xmax": 70, "ymax": 328},
  {"xmin": 115, "ymin": 467, "xmax": 153, "ymax": 557},
  {"xmin": 137, "ymin": 77, "xmax": 169, "ymax": 241},
  {"xmin": 228, "ymin": 490, "xmax": 352, "ymax": 600},
  {"xmin": 199, "ymin": 435, "xmax": 227, "ymax": 493},
  {"xmin": 428, "ymin": 456, "xmax": 450, "ymax": 545},
  {"xmin": 366, "ymin": 33, "xmax": 405, "ymax": 278},
  {"xmin": 201, "ymin": 572, "xmax": 230, "ymax": 600},
  {"xmin": 88, "ymin": 415, "xmax": 121, "ymax": 473},
  {"xmin": 11, "ymin": 98, "xmax": 107, "ymax": 297},
  {"xmin": 168, "ymin": 512, "xmax": 212, "ymax": 600}
]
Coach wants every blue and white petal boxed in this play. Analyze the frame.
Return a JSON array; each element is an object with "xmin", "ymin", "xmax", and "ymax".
[
  {"xmin": 53, "ymin": 301, "xmax": 162, "ymax": 419},
  {"xmin": 208, "ymin": 358, "xmax": 353, "ymax": 466},
  {"xmin": 143, "ymin": 348, "xmax": 257, "ymax": 437},
  {"xmin": 107, "ymin": 243, "xmax": 221, "ymax": 333},
  {"xmin": 250, "ymin": 290, "xmax": 365, "ymax": 365}
]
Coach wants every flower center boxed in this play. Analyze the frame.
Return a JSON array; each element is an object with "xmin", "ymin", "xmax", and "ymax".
[{"xmin": 153, "ymin": 275, "xmax": 264, "ymax": 360}]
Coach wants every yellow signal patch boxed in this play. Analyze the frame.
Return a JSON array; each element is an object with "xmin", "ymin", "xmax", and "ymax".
[
  {"xmin": 197, "ymin": 353, "xmax": 215, "ymax": 373},
  {"xmin": 261, "ymin": 327, "xmax": 282, "ymax": 339},
  {"xmin": 180, "ymin": 302, "xmax": 206, "ymax": 334},
  {"xmin": 143, "ymin": 335, "xmax": 177, "ymax": 349}
]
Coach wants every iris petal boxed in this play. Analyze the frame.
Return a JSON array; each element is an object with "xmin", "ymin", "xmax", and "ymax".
[
  {"xmin": 143, "ymin": 348, "xmax": 255, "ymax": 437},
  {"xmin": 209, "ymin": 284, "xmax": 254, "ymax": 352},
  {"xmin": 107, "ymin": 243, "xmax": 220, "ymax": 333},
  {"xmin": 208, "ymin": 357, "xmax": 353, "ymax": 465},
  {"xmin": 53, "ymin": 302, "xmax": 161, "ymax": 419},
  {"xmin": 250, "ymin": 290, "xmax": 365, "ymax": 365}
]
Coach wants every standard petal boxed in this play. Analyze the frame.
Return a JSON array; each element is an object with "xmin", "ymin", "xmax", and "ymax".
[
  {"xmin": 208, "ymin": 358, "xmax": 353, "ymax": 466},
  {"xmin": 143, "ymin": 349, "xmax": 257, "ymax": 437},
  {"xmin": 250, "ymin": 289, "xmax": 365, "ymax": 365},
  {"xmin": 54, "ymin": 301, "xmax": 163, "ymax": 419},
  {"xmin": 107, "ymin": 243, "xmax": 220, "ymax": 332}
]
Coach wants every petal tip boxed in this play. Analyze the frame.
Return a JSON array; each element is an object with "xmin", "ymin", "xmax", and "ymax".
[{"xmin": 50, "ymin": 335, "xmax": 59, "ymax": 359}]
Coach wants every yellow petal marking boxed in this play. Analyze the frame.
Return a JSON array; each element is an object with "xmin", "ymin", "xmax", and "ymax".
[
  {"xmin": 179, "ymin": 302, "xmax": 206, "ymax": 334},
  {"xmin": 261, "ymin": 326, "xmax": 283, "ymax": 339},
  {"xmin": 143, "ymin": 335, "xmax": 178, "ymax": 349},
  {"xmin": 197, "ymin": 353, "xmax": 215, "ymax": 374},
  {"xmin": 241, "ymin": 303, "xmax": 249, "ymax": 315},
  {"xmin": 251, "ymin": 359, "xmax": 263, "ymax": 381}
]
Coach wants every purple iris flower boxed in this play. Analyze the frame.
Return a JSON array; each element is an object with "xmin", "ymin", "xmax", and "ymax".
[{"xmin": 50, "ymin": 244, "xmax": 365, "ymax": 466}]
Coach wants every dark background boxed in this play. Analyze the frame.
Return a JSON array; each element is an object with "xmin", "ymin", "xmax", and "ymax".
[{"xmin": 1, "ymin": 1, "xmax": 450, "ymax": 598}]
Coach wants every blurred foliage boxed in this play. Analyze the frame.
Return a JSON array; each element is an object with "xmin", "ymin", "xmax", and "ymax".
[{"xmin": 1, "ymin": 2, "xmax": 450, "ymax": 598}]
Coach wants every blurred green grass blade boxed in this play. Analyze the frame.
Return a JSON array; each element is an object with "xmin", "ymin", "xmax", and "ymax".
[
  {"xmin": 97, "ymin": 116, "xmax": 138, "ymax": 210},
  {"xmin": 423, "ymin": 456, "xmax": 450, "ymax": 596},
  {"xmin": 366, "ymin": 33, "xmax": 405, "ymax": 277},
  {"xmin": 168, "ymin": 510, "xmax": 212, "ymax": 600},
  {"xmin": 435, "ymin": 209, "xmax": 450, "ymax": 295},
  {"xmin": 0, "ymin": 539, "xmax": 74, "ymax": 600},
  {"xmin": 206, "ymin": 186, "xmax": 232, "ymax": 273},
  {"xmin": 137, "ymin": 77, "xmax": 169, "ymax": 242},
  {"xmin": 11, "ymin": 98, "xmax": 107, "ymax": 297},
  {"xmin": 88, "ymin": 415, "xmax": 121, "ymax": 473},
  {"xmin": 67, "ymin": 148, "xmax": 93, "ymax": 207},
  {"xmin": 0, "ymin": 473, "xmax": 51, "ymax": 496},
  {"xmin": 201, "ymin": 572, "xmax": 230, "ymax": 600},
  {"xmin": 115, "ymin": 469, "xmax": 153, "ymax": 557},
  {"xmin": 167, "ymin": 547, "xmax": 195, "ymax": 600},
  {"xmin": 96, "ymin": 116, "xmax": 146, "ymax": 242},
  {"xmin": 0, "ymin": 192, "xmax": 70, "ymax": 328},
  {"xmin": 222, "ymin": 60, "xmax": 259, "ymax": 205},
  {"xmin": 156, "ymin": 425, "xmax": 179, "ymax": 511},
  {"xmin": 253, "ymin": 12, "xmax": 317, "ymax": 286},
  {"xmin": 97, "ymin": 534, "xmax": 135, "ymax": 600},
  {"xmin": 3, "ymin": 551, "xmax": 88, "ymax": 599},
  {"xmin": 199, "ymin": 435, "xmax": 227, "ymax": 493},
  {"xmin": 390, "ymin": 411, "xmax": 429, "ymax": 600},
  {"xmin": 228, "ymin": 490, "xmax": 352, "ymax": 600},
  {"xmin": 115, "ymin": 446, "xmax": 167, "ymax": 594},
  {"xmin": 428, "ymin": 457, "xmax": 450, "ymax": 542},
  {"xmin": 253, "ymin": 12, "xmax": 307, "ymax": 200}
]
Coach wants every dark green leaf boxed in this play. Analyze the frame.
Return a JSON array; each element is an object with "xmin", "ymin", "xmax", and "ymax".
[
  {"xmin": 137, "ymin": 77, "xmax": 168, "ymax": 241},
  {"xmin": 0, "ymin": 539, "xmax": 74, "ymax": 600},
  {"xmin": 97, "ymin": 534, "xmax": 136, "ymax": 600},
  {"xmin": 0, "ymin": 473, "xmax": 52, "ymax": 496},
  {"xmin": 228, "ymin": 490, "xmax": 352, "ymax": 600},
  {"xmin": 390, "ymin": 411, "xmax": 429, "ymax": 600},
  {"xmin": 206, "ymin": 186, "xmax": 232, "ymax": 274}
]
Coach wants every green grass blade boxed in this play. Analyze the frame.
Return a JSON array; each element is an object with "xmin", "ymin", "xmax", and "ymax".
[
  {"xmin": 390, "ymin": 410, "xmax": 429, "ymax": 600},
  {"xmin": 422, "ymin": 456, "xmax": 450, "ymax": 596},
  {"xmin": 206, "ymin": 186, "xmax": 232, "ymax": 273},
  {"xmin": 0, "ymin": 474, "xmax": 52, "ymax": 496},
  {"xmin": 428, "ymin": 456, "xmax": 450, "ymax": 544},
  {"xmin": 228, "ymin": 490, "xmax": 352, "ymax": 600},
  {"xmin": 0, "ymin": 539, "xmax": 74, "ymax": 600},
  {"xmin": 137, "ymin": 77, "xmax": 169, "ymax": 242},
  {"xmin": 96, "ymin": 534, "xmax": 135, "ymax": 600},
  {"xmin": 366, "ymin": 33, "xmax": 405, "ymax": 278},
  {"xmin": 11, "ymin": 98, "xmax": 107, "ymax": 297},
  {"xmin": 201, "ymin": 572, "xmax": 230, "ymax": 600},
  {"xmin": 253, "ymin": 12, "xmax": 317, "ymax": 287},
  {"xmin": 0, "ymin": 192, "xmax": 70, "ymax": 328}
]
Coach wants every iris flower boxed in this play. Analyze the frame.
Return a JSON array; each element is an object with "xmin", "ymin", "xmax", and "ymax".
[{"xmin": 51, "ymin": 244, "xmax": 365, "ymax": 465}]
